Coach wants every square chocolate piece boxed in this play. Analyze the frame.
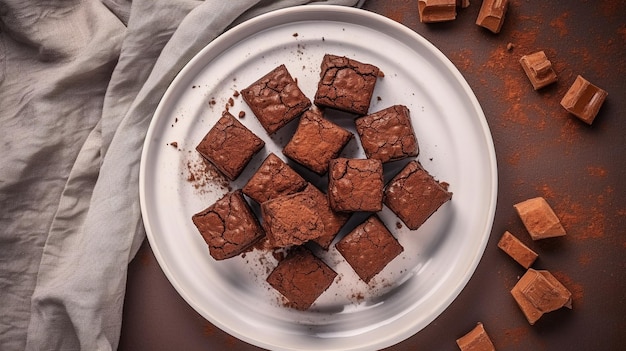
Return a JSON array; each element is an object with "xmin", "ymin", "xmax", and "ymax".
[
  {"xmin": 314, "ymin": 54, "xmax": 383, "ymax": 115},
  {"xmin": 456, "ymin": 322, "xmax": 496, "ymax": 351},
  {"xmin": 242, "ymin": 153, "xmax": 307, "ymax": 204},
  {"xmin": 328, "ymin": 158, "xmax": 384, "ymax": 212},
  {"xmin": 241, "ymin": 64, "xmax": 311, "ymax": 134},
  {"xmin": 196, "ymin": 111, "xmax": 264, "ymax": 181},
  {"xmin": 266, "ymin": 247, "xmax": 337, "ymax": 310},
  {"xmin": 514, "ymin": 197, "xmax": 566, "ymax": 240},
  {"xmin": 261, "ymin": 191, "xmax": 325, "ymax": 248},
  {"xmin": 418, "ymin": 0, "xmax": 457, "ymax": 23},
  {"xmin": 335, "ymin": 215, "xmax": 404, "ymax": 283},
  {"xmin": 476, "ymin": 0, "xmax": 509, "ymax": 33},
  {"xmin": 560, "ymin": 75, "xmax": 608, "ymax": 125},
  {"xmin": 511, "ymin": 268, "xmax": 572, "ymax": 325},
  {"xmin": 497, "ymin": 231, "xmax": 538, "ymax": 269},
  {"xmin": 283, "ymin": 109, "xmax": 353, "ymax": 174},
  {"xmin": 384, "ymin": 160, "xmax": 452, "ymax": 230},
  {"xmin": 302, "ymin": 183, "xmax": 351, "ymax": 250},
  {"xmin": 192, "ymin": 190, "xmax": 264, "ymax": 260},
  {"xmin": 355, "ymin": 105, "xmax": 419, "ymax": 163},
  {"xmin": 520, "ymin": 51, "xmax": 558, "ymax": 90}
]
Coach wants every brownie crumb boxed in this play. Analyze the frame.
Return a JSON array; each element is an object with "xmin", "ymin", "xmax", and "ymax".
[
  {"xmin": 238, "ymin": 111, "xmax": 245, "ymax": 118},
  {"xmin": 170, "ymin": 141, "xmax": 178, "ymax": 148}
]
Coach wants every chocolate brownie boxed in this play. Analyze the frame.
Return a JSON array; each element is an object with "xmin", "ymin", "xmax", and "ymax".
[
  {"xmin": 261, "ymin": 191, "xmax": 325, "ymax": 248},
  {"xmin": 283, "ymin": 109, "xmax": 353, "ymax": 174},
  {"xmin": 266, "ymin": 247, "xmax": 337, "ymax": 310},
  {"xmin": 195, "ymin": 111, "xmax": 264, "ymax": 181},
  {"xmin": 314, "ymin": 54, "xmax": 383, "ymax": 115},
  {"xmin": 383, "ymin": 160, "xmax": 452, "ymax": 230},
  {"xmin": 355, "ymin": 105, "xmax": 419, "ymax": 163},
  {"xmin": 335, "ymin": 215, "xmax": 404, "ymax": 283},
  {"xmin": 328, "ymin": 157, "xmax": 384, "ymax": 212},
  {"xmin": 302, "ymin": 183, "xmax": 351, "ymax": 250},
  {"xmin": 191, "ymin": 190, "xmax": 265, "ymax": 260},
  {"xmin": 241, "ymin": 64, "xmax": 311, "ymax": 134},
  {"xmin": 242, "ymin": 153, "xmax": 307, "ymax": 204}
]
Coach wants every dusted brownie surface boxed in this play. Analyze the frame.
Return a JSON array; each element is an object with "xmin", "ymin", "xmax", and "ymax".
[
  {"xmin": 242, "ymin": 153, "xmax": 307, "ymax": 204},
  {"xmin": 328, "ymin": 157, "xmax": 384, "ymax": 212},
  {"xmin": 302, "ymin": 183, "xmax": 350, "ymax": 250}
]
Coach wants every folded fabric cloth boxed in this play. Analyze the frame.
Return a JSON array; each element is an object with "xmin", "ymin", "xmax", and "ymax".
[{"xmin": 0, "ymin": 0, "xmax": 358, "ymax": 349}]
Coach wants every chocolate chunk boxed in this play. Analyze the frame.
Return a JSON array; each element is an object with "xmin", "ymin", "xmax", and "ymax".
[
  {"xmin": 328, "ymin": 158, "xmax": 384, "ymax": 212},
  {"xmin": 476, "ymin": 0, "xmax": 509, "ymax": 33},
  {"xmin": 266, "ymin": 247, "xmax": 337, "ymax": 310},
  {"xmin": 456, "ymin": 322, "xmax": 496, "ymax": 351},
  {"xmin": 511, "ymin": 268, "xmax": 573, "ymax": 325},
  {"xmin": 418, "ymin": 0, "xmax": 457, "ymax": 23},
  {"xmin": 335, "ymin": 215, "xmax": 404, "ymax": 283},
  {"xmin": 384, "ymin": 161, "xmax": 452, "ymax": 230},
  {"xmin": 261, "ymin": 191, "xmax": 325, "ymax": 248},
  {"xmin": 514, "ymin": 197, "xmax": 566, "ymax": 240},
  {"xmin": 302, "ymin": 183, "xmax": 351, "ymax": 250},
  {"xmin": 560, "ymin": 75, "xmax": 608, "ymax": 125},
  {"xmin": 314, "ymin": 54, "xmax": 382, "ymax": 115},
  {"xmin": 520, "ymin": 51, "xmax": 558, "ymax": 90},
  {"xmin": 283, "ymin": 109, "xmax": 353, "ymax": 175},
  {"xmin": 242, "ymin": 153, "xmax": 307, "ymax": 204},
  {"xmin": 241, "ymin": 64, "xmax": 311, "ymax": 134},
  {"xmin": 192, "ymin": 190, "xmax": 264, "ymax": 260},
  {"xmin": 497, "ymin": 231, "xmax": 538, "ymax": 269},
  {"xmin": 355, "ymin": 105, "xmax": 418, "ymax": 163},
  {"xmin": 195, "ymin": 111, "xmax": 264, "ymax": 181}
]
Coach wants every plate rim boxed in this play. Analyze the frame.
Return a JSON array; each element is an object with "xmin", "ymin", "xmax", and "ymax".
[{"xmin": 139, "ymin": 5, "xmax": 498, "ymax": 350}]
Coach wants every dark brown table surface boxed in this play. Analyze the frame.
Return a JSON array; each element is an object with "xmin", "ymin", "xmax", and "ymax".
[{"xmin": 119, "ymin": 1, "xmax": 626, "ymax": 350}]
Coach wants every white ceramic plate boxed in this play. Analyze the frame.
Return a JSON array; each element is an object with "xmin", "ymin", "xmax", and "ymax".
[{"xmin": 140, "ymin": 5, "xmax": 497, "ymax": 351}]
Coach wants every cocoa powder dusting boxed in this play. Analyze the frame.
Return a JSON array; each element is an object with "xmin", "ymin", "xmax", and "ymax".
[
  {"xmin": 549, "ymin": 12, "xmax": 569, "ymax": 37},
  {"xmin": 184, "ymin": 155, "xmax": 229, "ymax": 193}
]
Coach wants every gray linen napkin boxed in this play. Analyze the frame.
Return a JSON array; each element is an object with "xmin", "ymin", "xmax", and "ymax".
[{"xmin": 0, "ymin": 0, "xmax": 358, "ymax": 350}]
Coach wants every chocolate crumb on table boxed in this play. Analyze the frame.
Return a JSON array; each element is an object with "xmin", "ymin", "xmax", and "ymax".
[
  {"xmin": 514, "ymin": 197, "xmax": 566, "ymax": 240},
  {"xmin": 383, "ymin": 160, "xmax": 452, "ymax": 231},
  {"xmin": 261, "ymin": 191, "xmax": 325, "ymax": 248},
  {"xmin": 497, "ymin": 231, "xmax": 538, "ymax": 269},
  {"xmin": 314, "ymin": 54, "xmax": 383, "ymax": 115},
  {"xmin": 302, "ymin": 183, "xmax": 351, "ymax": 250},
  {"xmin": 456, "ymin": 322, "xmax": 496, "ymax": 351},
  {"xmin": 242, "ymin": 153, "xmax": 307, "ymax": 204},
  {"xmin": 241, "ymin": 64, "xmax": 311, "ymax": 134},
  {"xmin": 519, "ymin": 51, "xmax": 558, "ymax": 90},
  {"xmin": 191, "ymin": 190, "xmax": 265, "ymax": 261},
  {"xmin": 328, "ymin": 157, "xmax": 384, "ymax": 212},
  {"xmin": 355, "ymin": 104, "xmax": 418, "ymax": 163},
  {"xmin": 283, "ymin": 109, "xmax": 353, "ymax": 175},
  {"xmin": 417, "ymin": 0, "xmax": 457, "ymax": 23},
  {"xmin": 511, "ymin": 268, "xmax": 573, "ymax": 325},
  {"xmin": 560, "ymin": 75, "xmax": 608, "ymax": 125},
  {"xmin": 195, "ymin": 111, "xmax": 264, "ymax": 181},
  {"xmin": 266, "ymin": 247, "xmax": 337, "ymax": 310},
  {"xmin": 335, "ymin": 215, "xmax": 404, "ymax": 284},
  {"xmin": 476, "ymin": 0, "xmax": 509, "ymax": 34}
]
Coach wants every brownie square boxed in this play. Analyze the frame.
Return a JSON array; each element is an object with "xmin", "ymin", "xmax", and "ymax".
[
  {"xmin": 261, "ymin": 191, "xmax": 325, "ymax": 248},
  {"xmin": 302, "ymin": 183, "xmax": 351, "ymax": 250},
  {"xmin": 266, "ymin": 247, "xmax": 337, "ymax": 310},
  {"xmin": 335, "ymin": 215, "xmax": 403, "ymax": 283},
  {"xmin": 192, "ymin": 190, "xmax": 265, "ymax": 260},
  {"xmin": 328, "ymin": 157, "xmax": 384, "ymax": 212},
  {"xmin": 283, "ymin": 109, "xmax": 353, "ymax": 175},
  {"xmin": 383, "ymin": 160, "xmax": 452, "ymax": 230},
  {"xmin": 242, "ymin": 153, "xmax": 307, "ymax": 204},
  {"xmin": 241, "ymin": 64, "xmax": 311, "ymax": 134},
  {"xmin": 314, "ymin": 54, "xmax": 383, "ymax": 115},
  {"xmin": 355, "ymin": 105, "xmax": 419, "ymax": 163},
  {"xmin": 195, "ymin": 111, "xmax": 264, "ymax": 181}
]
